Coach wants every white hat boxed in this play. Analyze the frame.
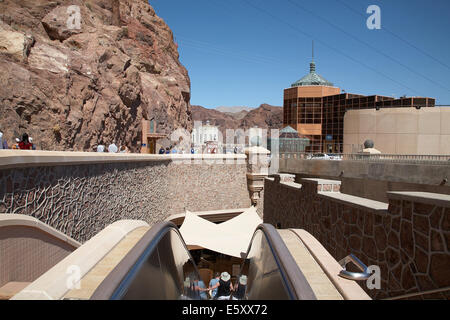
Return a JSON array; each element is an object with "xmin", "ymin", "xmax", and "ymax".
[
  {"xmin": 220, "ymin": 272, "xmax": 230, "ymax": 282},
  {"xmin": 108, "ymin": 143, "xmax": 118, "ymax": 153},
  {"xmin": 239, "ymin": 275, "xmax": 247, "ymax": 285}
]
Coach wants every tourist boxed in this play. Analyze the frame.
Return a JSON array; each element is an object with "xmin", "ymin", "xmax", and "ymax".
[
  {"xmin": 208, "ymin": 271, "xmax": 233, "ymax": 300},
  {"xmin": 11, "ymin": 138, "xmax": 20, "ymax": 149},
  {"xmin": 97, "ymin": 145, "xmax": 105, "ymax": 152},
  {"xmin": 108, "ymin": 143, "xmax": 118, "ymax": 153},
  {"xmin": 29, "ymin": 137, "xmax": 36, "ymax": 150},
  {"xmin": 119, "ymin": 146, "xmax": 129, "ymax": 153},
  {"xmin": 234, "ymin": 146, "xmax": 238, "ymax": 154},
  {"xmin": 165, "ymin": 147, "xmax": 170, "ymax": 154},
  {"xmin": 193, "ymin": 276, "xmax": 208, "ymax": 300},
  {"xmin": 0, "ymin": 132, "xmax": 8, "ymax": 149},
  {"xmin": 159, "ymin": 147, "xmax": 165, "ymax": 154},
  {"xmin": 232, "ymin": 275, "xmax": 247, "ymax": 300},
  {"xmin": 171, "ymin": 147, "xmax": 177, "ymax": 154},
  {"xmin": 191, "ymin": 146, "xmax": 195, "ymax": 154},
  {"xmin": 18, "ymin": 133, "xmax": 33, "ymax": 150},
  {"xmin": 208, "ymin": 272, "xmax": 220, "ymax": 299}
]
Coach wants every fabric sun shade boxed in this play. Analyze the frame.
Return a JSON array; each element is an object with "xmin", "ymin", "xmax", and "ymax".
[{"xmin": 179, "ymin": 207, "xmax": 263, "ymax": 258}]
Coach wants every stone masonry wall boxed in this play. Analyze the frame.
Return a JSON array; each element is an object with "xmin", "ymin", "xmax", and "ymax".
[
  {"xmin": 0, "ymin": 158, "xmax": 251, "ymax": 243},
  {"xmin": 264, "ymin": 177, "xmax": 450, "ymax": 300}
]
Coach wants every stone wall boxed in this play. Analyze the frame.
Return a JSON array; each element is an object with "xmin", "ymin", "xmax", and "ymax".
[
  {"xmin": 0, "ymin": 152, "xmax": 251, "ymax": 243},
  {"xmin": 264, "ymin": 175, "xmax": 450, "ymax": 299},
  {"xmin": 278, "ymin": 157, "xmax": 450, "ymax": 202}
]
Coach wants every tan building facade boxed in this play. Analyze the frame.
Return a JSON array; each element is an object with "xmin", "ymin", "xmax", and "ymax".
[
  {"xmin": 283, "ymin": 57, "xmax": 436, "ymax": 153},
  {"xmin": 343, "ymin": 107, "xmax": 450, "ymax": 155}
]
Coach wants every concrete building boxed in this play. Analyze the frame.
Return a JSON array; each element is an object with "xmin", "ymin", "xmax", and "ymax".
[
  {"xmin": 283, "ymin": 52, "xmax": 435, "ymax": 153},
  {"xmin": 140, "ymin": 119, "xmax": 167, "ymax": 154},
  {"xmin": 191, "ymin": 120, "xmax": 220, "ymax": 146},
  {"xmin": 343, "ymin": 107, "xmax": 450, "ymax": 155}
]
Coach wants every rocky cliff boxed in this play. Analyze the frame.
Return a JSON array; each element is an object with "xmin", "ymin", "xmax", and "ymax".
[
  {"xmin": 0, "ymin": 0, "xmax": 192, "ymax": 152},
  {"xmin": 192, "ymin": 103, "xmax": 283, "ymax": 137}
]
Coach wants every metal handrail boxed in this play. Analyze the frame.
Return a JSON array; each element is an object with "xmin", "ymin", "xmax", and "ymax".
[
  {"xmin": 278, "ymin": 152, "xmax": 450, "ymax": 165},
  {"xmin": 90, "ymin": 221, "xmax": 201, "ymax": 300},
  {"xmin": 242, "ymin": 224, "xmax": 317, "ymax": 300},
  {"xmin": 338, "ymin": 254, "xmax": 372, "ymax": 281}
]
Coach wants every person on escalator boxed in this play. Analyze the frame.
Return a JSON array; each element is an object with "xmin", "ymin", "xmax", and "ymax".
[
  {"xmin": 232, "ymin": 275, "xmax": 247, "ymax": 300},
  {"xmin": 208, "ymin": 272, "xmax": 220, "ymax": 299},
  {"xmin": 193, "ymin": 276, "xmax": 208, "ymax": 300},
  {"xmin": 208, "ymin": 271, "xmax": 233, "ymax": 300}
]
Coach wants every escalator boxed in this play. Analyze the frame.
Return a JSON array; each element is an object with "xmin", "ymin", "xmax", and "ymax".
[{"xmin": 89, "ymin": 222, "xmax": 317, "ymax": 300}]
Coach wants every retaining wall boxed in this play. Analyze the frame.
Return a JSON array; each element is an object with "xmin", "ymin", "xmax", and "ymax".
[
  {"xmin": 0, "ymin": 151, "xmax": 251, "ymax": 242},
  {"xmin": 264, "ymin": 175, "xmax": 450, "ymax": 299}
]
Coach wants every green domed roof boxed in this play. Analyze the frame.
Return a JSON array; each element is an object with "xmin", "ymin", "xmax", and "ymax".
[{"xmin": 291, "ymin": 61, "xmax": 334, "ymax": 87}]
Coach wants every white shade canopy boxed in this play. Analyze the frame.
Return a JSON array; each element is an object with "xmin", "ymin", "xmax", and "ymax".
[{"xmin": 179, "ymin": 207, "xmax": 262, "ymax": 258}]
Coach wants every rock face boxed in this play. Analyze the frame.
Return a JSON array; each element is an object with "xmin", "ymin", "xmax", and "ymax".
[
  {"xmin": 0, "ymin": 0, "xmax": 192, "ymax": 151},
  {"xmin": 192, "ymin": 103, "xmax": 283, "ymax": 137}
]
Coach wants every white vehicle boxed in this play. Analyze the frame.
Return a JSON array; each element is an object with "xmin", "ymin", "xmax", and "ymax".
[
  {"xmin": 310, "ymin": 153, "xmax": 331, "ymax": 160},
  {"xmin": 327, "ymin": 154, "xmax": 343, "ymax": 161}
]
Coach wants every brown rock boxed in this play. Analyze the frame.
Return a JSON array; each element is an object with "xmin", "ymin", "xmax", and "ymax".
[
  {"xmin": 362, "ymin": 236, "xmax": 377, "ymax": 259},
  {"xmin": 0, "ymin": 0, "xmax": 192, "ymax": 152},
  {"xmin": 429, "ymin": 254, "xmax": 450, "ymax": 287},
  {"xmin": 374, "ymin": 225, "xmax": 387, "ymax": 250},
  {"xmin": 388, "ymin": 200, "xmax": 401, "ymax": 215},
  {"xmin": 348, "ymin": 235, "xmax": 361, "ymax": 251},
  {"xmin": 429, "ymin": 209, "xmax": 442, "ymax": 229},
  {"xmin": 416, "ymin": 275, "xmax": 436, "ymax": 291},
  {"xmin": 356, "ymin": 212, "xmax": 364, "ymax": 230},
  {"xmin": 0, "ymin": 21, "xmax": 34, "ymax": 62},
  {"xmin": 364, "ymin": 213, "xmax": 374, "ymax": 235},
  {"xmin": 430, "ymin": 230, "xmax": 445, "ymax": 252},
  {"xmin": 192, "ymin": 104, "xmax": 283, "ymax": 140},
  {"xmin": 414, "ymin": 230, "xmax": 429, "ymax": 252},
  {"xmin": 445, "ymin": 233, "xmax": 450, "ymax": 252},
  {"xmin": 400, "ymin": 220, "xmax": 414, "ymax": 258},
  {"xmin": 413, "ymin": 214, "xmax": 430, "ymax": 235},
  {"xmin": 402, "ymin": 201, "xmax": 412, "ymax": 220},
  {"xmin": 391, "ymin": 216, "xmax": 401, "ymax": 232},
  {"xmin": 413, "ymin": 202, "xmax": 435, "ymax": 215},
  {"xmin": 414, "ymin": 247, "xmax": 428, "ymax": 273},
  {"xmin": 401, "ymin": 265, "xmax": 416, "ymax": 291},
  {"xmin": 390, "ymin": 256, "xmax": 402, "ymax": 279},
  {"xmin": 388, "ymin": 231, "xmax": 400, "ymax": 248},
  {"xmin": 41, "ymin": 5, "xmax": 84, "ymax": 41},
  {"xmin": 442, "ymin": 208, "xmax": 450, "ymax": 230}
]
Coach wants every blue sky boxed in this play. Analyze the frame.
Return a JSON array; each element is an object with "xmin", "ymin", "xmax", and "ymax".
[{"xmin": 150, "ymin": 0, "xmax": 450, "ymax": 109}]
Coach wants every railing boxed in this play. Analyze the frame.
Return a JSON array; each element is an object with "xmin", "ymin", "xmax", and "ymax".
[
  {"xmin": 278, "ymin": 152, "xmax": 450, "ymax": 165},
  {"xmin": 338, "ymin": 254, "xmax": 372, "ymax": 281},
  {"xmin": 90, "ymin": 222, "xmax": 203, "ymax": 300},
  {"xmin": 239, "ymin": 224, "xmax": 317, "ymax": 300},
  {"xmin": 90, "ymin": 222, "xmax": 317, "ymax": 300}
]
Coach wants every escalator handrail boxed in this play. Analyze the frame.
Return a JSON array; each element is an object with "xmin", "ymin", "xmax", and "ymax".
[
  {"xmin": 246, "ymin": 224, "xmax": 317, "ymax": 300},
  {"xmin": 90, "ymin": 221, "xmax": 198, "ymax": 300}
]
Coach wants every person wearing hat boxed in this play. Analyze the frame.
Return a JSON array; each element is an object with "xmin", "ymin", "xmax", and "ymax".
[
  {"xmin": 108, "ymin": 143, "xmax": 118, "ymax": 153},
  {"xmin": 232, "ymin": 275, "xmax": 247, "ymax": 300},
  {"xmin": 208, "ymin": 271, "xmax": 233, "ymax": 300}
]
